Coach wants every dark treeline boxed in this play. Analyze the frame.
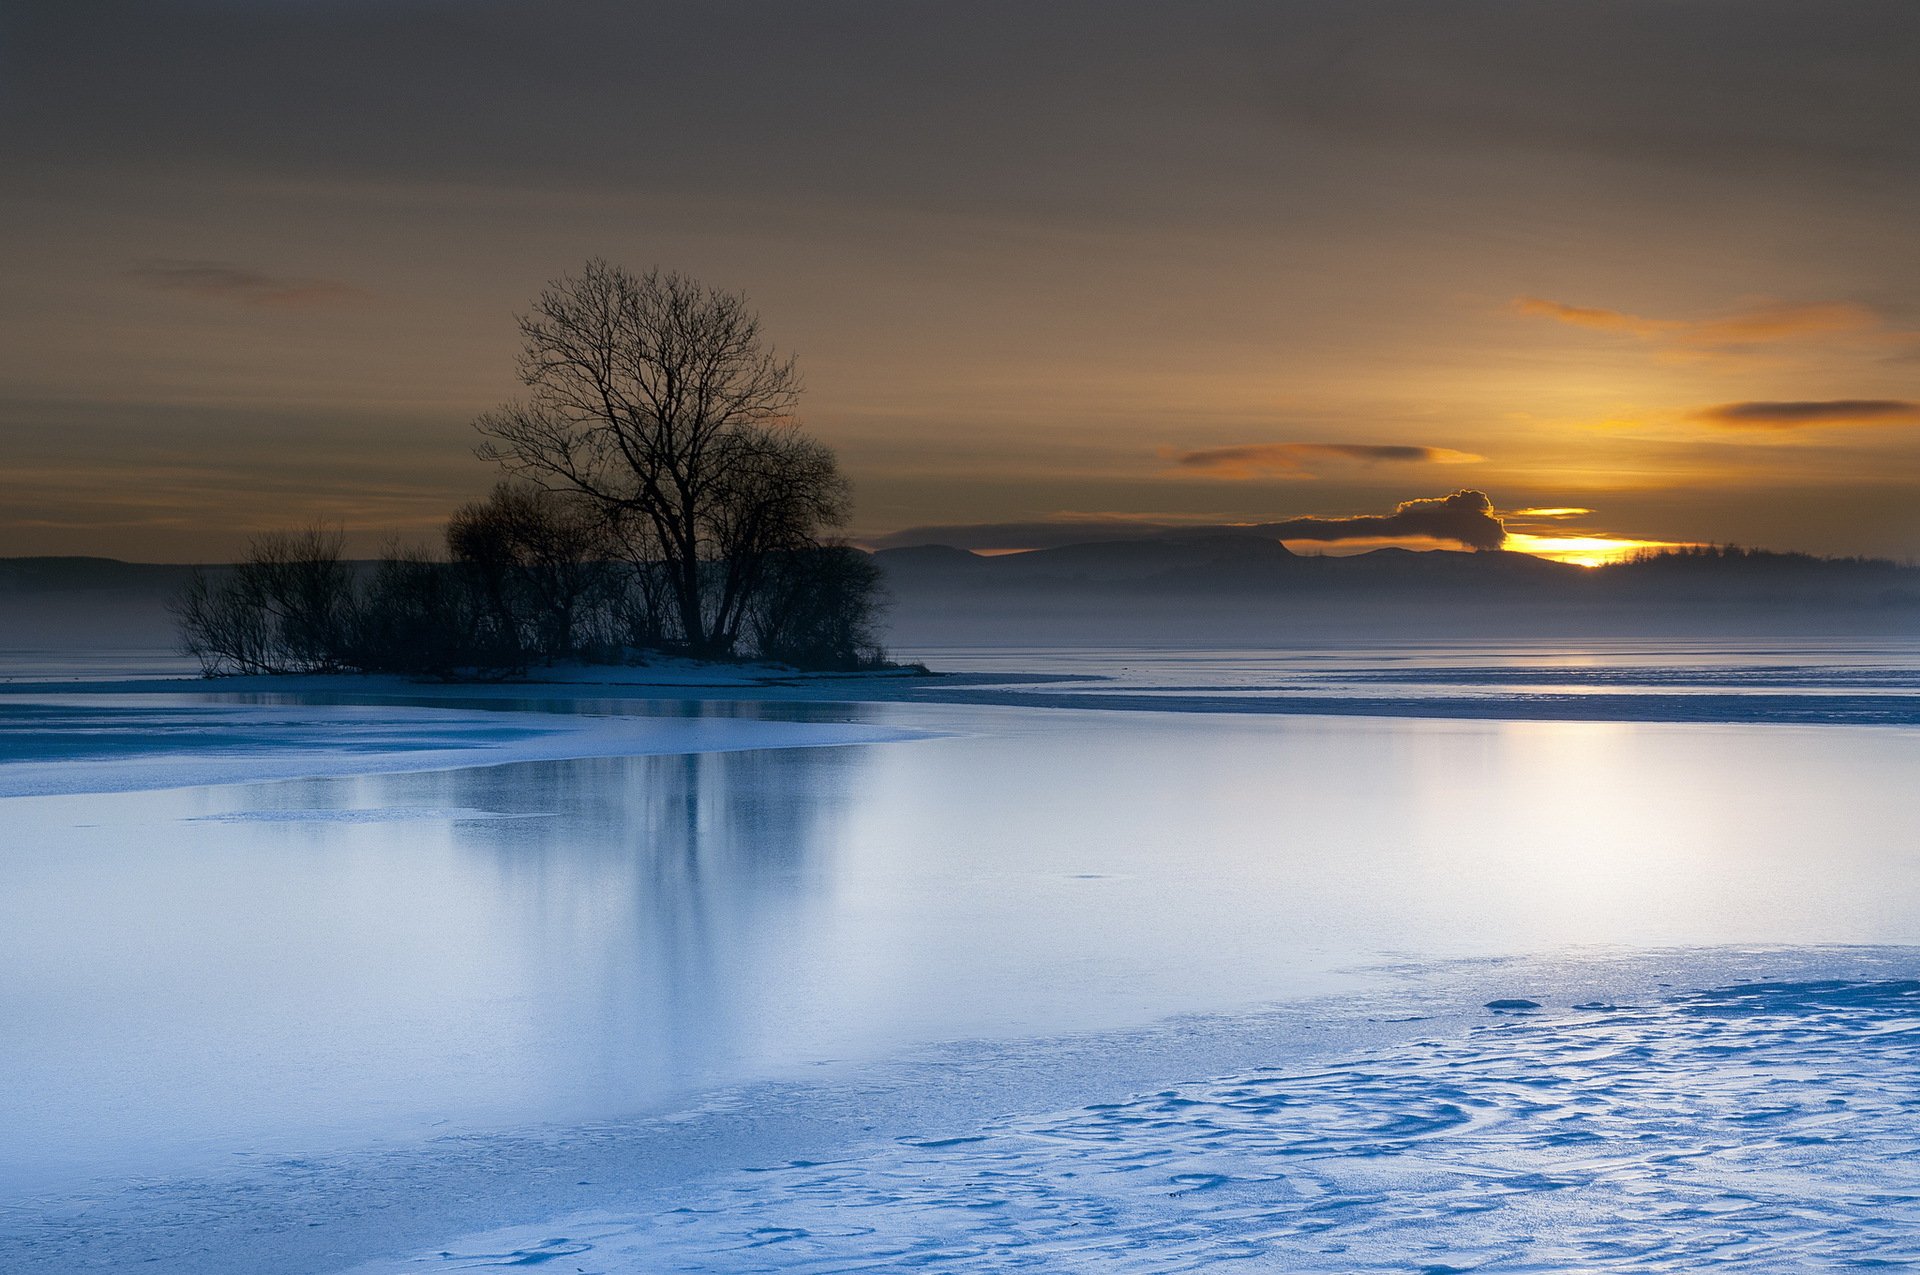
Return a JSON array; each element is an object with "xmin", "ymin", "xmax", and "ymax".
[
  {"xmin": 173, "ymin": 263, "xmax": 890, "ymax": 677},
  {"xmin": 1619, "ymin": 544, "xmax": 1900, "ymax": 571}
]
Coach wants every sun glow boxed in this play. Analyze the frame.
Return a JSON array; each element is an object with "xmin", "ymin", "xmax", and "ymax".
[{"xmin": 1503, "ymin": 532, "xmax": 1699, "ymax": 568}]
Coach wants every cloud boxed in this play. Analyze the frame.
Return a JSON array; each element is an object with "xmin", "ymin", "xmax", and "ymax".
[
  {"xmin": 1512, "ymin": 296, "xmax": 1898, "ymax": 357},
  {"xmin": 871, "ymin": 490, "xmax": 1508, "ymax": 553},
  {"xmin": 1512, "ymin": 297, "xmax": 1667, "ymax": 338},
  {"xmin": 125, "ymin": 261, "xmax": 362, "ymax": 307},
  {"xmin": 1683, "ymin": 302, "xmax": 1884, "ymax": 346},
  {"xmin": 17, "ymin": 3, "xmax": 1917, "ymax": 218},
  {"xmin": 1693, "ymin": 399, "xmax": 1920, "ymax": 429},
  {"xmin": 1255, "ymin": 489, "xmax": 1507, "ymax": 550},
  {"xmin": 1168, "ymin": 442, "xmax": 1482, "ymax": 479}
]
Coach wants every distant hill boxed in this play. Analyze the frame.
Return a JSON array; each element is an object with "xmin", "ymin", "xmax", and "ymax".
[
  {"xmin": 0, "ymin": 558, "xmax": 202, "ymax": 649},
  {"xmin": 0, "ymin": 556, "xmax": 200, "ymax": 592},
  {"xmin": 2, "ymin": 543, "xmax": 1915, "ymax": 656},
  {"xmin": 873, "ymin": 538, "xmax": 1920, "ymax": 644}
]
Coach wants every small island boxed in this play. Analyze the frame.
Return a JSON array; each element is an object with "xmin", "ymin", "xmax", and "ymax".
[{"xmin": 173, "ymin": 263, "xmax": 899, "ymax": 679}]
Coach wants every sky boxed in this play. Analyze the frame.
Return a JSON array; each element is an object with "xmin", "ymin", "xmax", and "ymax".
[{"xmin": 2, "ymin": 1, "xmax": 1917, "ymax": 564}]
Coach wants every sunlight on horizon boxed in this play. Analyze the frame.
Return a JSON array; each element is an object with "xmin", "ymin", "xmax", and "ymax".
[
  {"xmin": 922, "ymin": 533, "xmax": 1698, "ymax": 568},
  {"xmin": 1505, "ymin": 532, "xmax": 1700, "ymax": 568}
]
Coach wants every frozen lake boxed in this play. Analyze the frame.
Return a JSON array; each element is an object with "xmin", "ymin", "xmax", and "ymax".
[
  {"xmin": 5, "ymin": 661, "xmax": 1920, "ymax": 1271},
  {"xmin": 902, "ymin": 638, "xmax": 1920, "ymax": 723}
]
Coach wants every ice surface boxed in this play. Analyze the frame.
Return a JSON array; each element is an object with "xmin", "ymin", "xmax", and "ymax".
[
  {"xmin": 0, "ymin": 696, "xmax": 928, "ymax": 796},
  {"xmin": 899, "ymin": 640, "xmax": 1920, "ymax": 724},
  {"xmin": 10, "ymin": 638, "xmax": 1920, "ymax": 727},
  {"xmin": 5, "ymin": 648, "xmax": 1920, "ymax": 1273},
  {"xmin": 0, "ymin": 645, "xmax": 197, "ymax": 682}
]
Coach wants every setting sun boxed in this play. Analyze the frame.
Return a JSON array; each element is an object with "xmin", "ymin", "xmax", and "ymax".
[{"xmin": 1502, "ymin": 532, "xmax": 1700, "ymax": 568}]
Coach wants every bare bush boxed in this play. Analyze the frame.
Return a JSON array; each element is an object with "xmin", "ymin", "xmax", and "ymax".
[
  {"xmin": 172, "ymin": 526, "xmax": 353, "ymax": 674},
  {"xmin": 749, "ymin": 545, "xmax": 889, "ymax": 670},
  {"xmin": 348, "ymin": 544, "xmax": 495, "ymax": 677},
  {"xmin": 447, "ymin": 482, "xmax": 617, "ymax": 664}
]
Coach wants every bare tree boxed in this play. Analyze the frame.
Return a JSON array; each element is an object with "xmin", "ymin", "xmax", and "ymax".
[
  {"xmin": 173, "ymin": 566, "xmax": 274, "ymax": 675},
  {"xmin": 171, "ymin": 525, "xmax": 353, "ymax": 674},
  {"xmin": 705, "ymin": 428, "xmax": 850, "ymax": 652},
  {"xmin": 349, "ymin": 541, "xmax": 490, "ymax": 677},
  {"xmin": 174, "ymin": 265, "xmax": 889, "ymax": 679},
  {"xmin": 241, "ymin": 526, "xmax": 354, "ymax": 670},
  {"xmin": 474, "ymin": 261, "xmax": 826, "ymax": 657},
  {"xmin": 749, "ymin": 544, "xmax": 889, "ymax": 670},
  {"xmin": 447, "ymin": 481, "xmax": 615, "ymax": 662},
  {"xmin": 602, "ymin": 504, "xmax": 676, "ymax": 650}
]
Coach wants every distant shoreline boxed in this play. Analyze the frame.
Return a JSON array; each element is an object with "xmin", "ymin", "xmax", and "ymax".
[{"xmin": 4, "ymin": 661, "xmax": 1917, "ymax": 729}]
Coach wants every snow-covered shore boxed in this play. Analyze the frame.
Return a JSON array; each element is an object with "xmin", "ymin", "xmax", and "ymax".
[
  {"xmin": 344, "ymin": 963, "xmax": 1920, "ymax": 1275},
  {"xmin": 14, "ymin": 946, "xmax": 1920, "ymax": 1275}
]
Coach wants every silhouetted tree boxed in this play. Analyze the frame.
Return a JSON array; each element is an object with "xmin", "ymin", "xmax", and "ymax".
[
  {"xmin": 706, "ymin": 429, "xmax": 851, "ymax": 653},
  {"xmin": 473, "ymin": 261, "xmax": 863, "ymax": 658},
  {"xmin": 172, "ymin": 567, "xmax": 273, "ymax": 674},
  {"xmin": 348, "ymin": 544, "xmax": 498, "ymax": 676},
  {"xmin": 749, "ymin": 544, "xmax": 888, "ymax": 670},
  {"xmin": 173, "ymin": 265, "xmax": 894, "ymax": 677},
  {"xmin": 602, "ymin": 504, "xmax": 677, "ymax": 649},
  {"xmin": 447, "ymin": 482, "xmax": 616, "ymax": 663},
  {"xmin": 173, "ymin": 526, "xmax": 353, "ymax": 674}
]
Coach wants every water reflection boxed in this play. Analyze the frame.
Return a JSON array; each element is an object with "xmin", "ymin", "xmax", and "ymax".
[{"xmin": 0, "ymin": 744, "xmax": 865, "ymax": 1192}]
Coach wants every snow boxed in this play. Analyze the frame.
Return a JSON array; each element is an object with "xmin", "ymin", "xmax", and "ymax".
[
  {"xmin": 15, "ymin": 950, "xmax": 1920, "ymax": 1275},
  {"xmin": 340, "ymin": 975, "xmax": 1920, "ymax": 1274}
]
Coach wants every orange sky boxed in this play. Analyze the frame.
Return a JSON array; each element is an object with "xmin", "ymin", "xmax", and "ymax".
[{"xmin": 1, "ymin": 3, "xmax": 1915, "ymax": 563}]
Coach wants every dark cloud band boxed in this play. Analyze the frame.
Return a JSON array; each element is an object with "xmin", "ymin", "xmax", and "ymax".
[
  {"xmin": 1170, "ymin": 443, "xmax": 1481, "ymax": 477},
  {"xmin": 1695, "ymin": 400, "xmax": 1920, "ymax": 428},
  {"xmin": 124, "ymin": 261, "xmax": 360, "ymax": 308},
  {"xmin": 872, "ymin": 490, "xmax": 1507, "ymax": 553}
]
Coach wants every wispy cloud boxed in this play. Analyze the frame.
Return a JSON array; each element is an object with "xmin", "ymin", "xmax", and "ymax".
[
  {"xmin": 1166, "ymin": 442, "xmax": 1483, "ymax": 480},
  {"xmin": 125, "ymin": 260, "xmax": 364, "ymax": 307},
  {"xmin": 1512, "ymin": 296, "xmax": 1901, "ymax": 360},
  {"xmin": 1512, "ymin": 298, "xmax": 1671, "ymax": 338},
  {"xmin": 1693, "ymin": 399, "xmax": 1920, "ymax": 429}
]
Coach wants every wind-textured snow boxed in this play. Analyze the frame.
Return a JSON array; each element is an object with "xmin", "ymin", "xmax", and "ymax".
[{"xmin": 355, "ymin": 979, "xmax": 1920, "ymax": 1273}]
